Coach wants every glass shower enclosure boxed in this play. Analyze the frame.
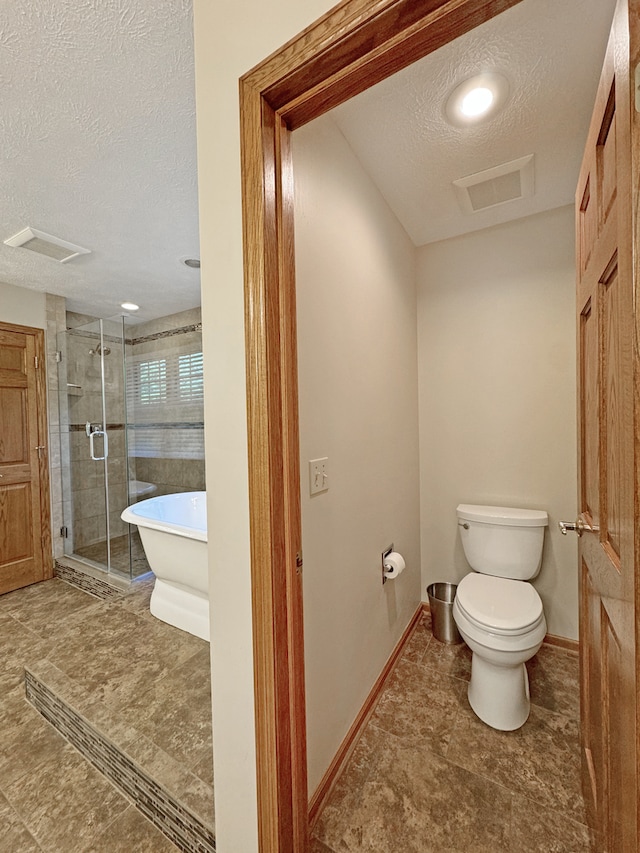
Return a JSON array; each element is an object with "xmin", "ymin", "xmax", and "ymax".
[{"xmin": 57, "ymin": 317, "xmax": 143, "ymax": 579}]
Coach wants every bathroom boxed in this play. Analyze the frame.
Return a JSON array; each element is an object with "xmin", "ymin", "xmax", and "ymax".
[
  {"xmin": 54, "ymin": 306, "xmax": 205, "ymax": 578},
  {"xmin": 0, "ymin": 0, "xmax": 625, "ymax": 849}
]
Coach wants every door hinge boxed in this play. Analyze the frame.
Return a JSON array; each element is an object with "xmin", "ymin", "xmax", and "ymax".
[
  {"xmin": 60, "ymin": 526, "xmax": 68, "ymax": 538},
  {"xmin": 635, "ymin": 63, "xmax": 640, "ymax": 113},
  {"xmin": 34, "ymin": 355, "xmax": 39, "ymax": 369},
  {"xmin": 295, "ymin": 551, "xmax": 303, "ymax": 573}
]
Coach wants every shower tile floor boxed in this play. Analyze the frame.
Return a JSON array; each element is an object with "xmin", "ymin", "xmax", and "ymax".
[
  {"xmin": 311, "ymin": 611, "xmax": 593, "ymax": 853},
  {"xmin": 74, "ymin": 530, "xmax": 150, "ymax": 578},
  {"xmin": 0, "ymin": 575, "xmax": 212, "ymax": 851}
]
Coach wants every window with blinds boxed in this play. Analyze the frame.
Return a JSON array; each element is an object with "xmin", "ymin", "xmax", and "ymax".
[
  {"xmin": 131, "ymin": 352, "xmax": 203, "ymax": 407},
  {"xmin": 138, "ymin": 359, "xmax": 167, "ymax": 405},
  {"xmin": 178, "ymin": 352, "xmax": 204, "ymax": 401}
]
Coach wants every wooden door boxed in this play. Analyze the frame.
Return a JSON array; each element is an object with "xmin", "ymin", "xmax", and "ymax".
[
  {"xmin": 0, "ymin": 322, "xmax": 52, "ymax": 594},
  {"xmin": 575, "ymin": 1, "xmax": 639, "ymax": 849}
]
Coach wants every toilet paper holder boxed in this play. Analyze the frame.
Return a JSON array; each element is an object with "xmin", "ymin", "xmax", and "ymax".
[{"xmin": 381, "ymin": 543, "xmax": 394, "ymax": 585}]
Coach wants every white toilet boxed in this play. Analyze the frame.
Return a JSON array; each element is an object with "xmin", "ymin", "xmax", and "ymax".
[{"xmin": 452, "ymin": 504, "xmax": 548, "ymax": 731}]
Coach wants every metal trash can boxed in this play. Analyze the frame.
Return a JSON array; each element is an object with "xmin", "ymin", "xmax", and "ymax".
[{"xmin": 427, "ymin": 582, "xmax": 462, "ymax": 644}]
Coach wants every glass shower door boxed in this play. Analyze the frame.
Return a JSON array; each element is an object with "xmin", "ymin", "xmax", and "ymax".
[{"xmin": 58, "ymin": 318, "xmax": 132, "ymax": 576}]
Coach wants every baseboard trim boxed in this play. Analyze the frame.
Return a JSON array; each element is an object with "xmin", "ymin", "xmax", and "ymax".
[
  {"xmin": 543, "ymin": 632, "xmax": 579, "ymax": 653},
  {"xmin": 308, "ymin": 603, "xmax": 424, "ymax": 829}
]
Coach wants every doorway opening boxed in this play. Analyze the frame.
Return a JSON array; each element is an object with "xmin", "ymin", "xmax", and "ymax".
[{"xmin": 238, "ymin": 0, "xmax": 634, "ymax": 848}]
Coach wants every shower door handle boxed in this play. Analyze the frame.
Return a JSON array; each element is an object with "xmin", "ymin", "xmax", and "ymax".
[{"xmin": 89, "ymin": 429, "xmax": 109, "ymax": 461}]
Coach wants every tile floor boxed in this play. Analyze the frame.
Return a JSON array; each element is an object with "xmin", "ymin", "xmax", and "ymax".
[
  {"xmin": 0, "ymin": 575, "xmax": 212, "ymax": 851},
  {"xmin": 311, "ymin": 611, "xmax": 593, "ymax": 853},
  {"xmin": 0, "ymin": 579, "xmax": 590, "ymax": 852}
]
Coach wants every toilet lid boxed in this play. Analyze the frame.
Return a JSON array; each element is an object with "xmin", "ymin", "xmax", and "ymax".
[{"xmin": 456, "ymin": 574, "xmax": 544, "ymax": 634}]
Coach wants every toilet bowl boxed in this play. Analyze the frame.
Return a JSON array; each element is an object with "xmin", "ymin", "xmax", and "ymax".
[
  {"xmin": 452, "ymin": 504, "xmax": 548, "ymax": 731},
  {"xmin": 453, "ymin": 573, "xmax": 546, "ymax": 730}
]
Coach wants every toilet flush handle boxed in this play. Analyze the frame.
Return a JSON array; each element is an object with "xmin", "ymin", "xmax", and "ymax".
[{"xmin": 559, "ymin": 517, "xmax": 600, "ymax": 536}]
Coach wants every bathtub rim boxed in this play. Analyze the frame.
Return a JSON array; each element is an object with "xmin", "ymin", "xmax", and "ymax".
[{"xmin": 121, "ymin": 491, "xmax": 208, "ymax": 543}]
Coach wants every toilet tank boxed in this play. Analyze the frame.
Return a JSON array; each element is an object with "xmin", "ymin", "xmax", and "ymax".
[{"xmin": 456, "ymin": 504, "xmax": 548, "ymax": 580}]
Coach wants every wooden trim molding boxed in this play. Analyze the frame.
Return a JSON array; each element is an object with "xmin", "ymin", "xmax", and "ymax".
[
  {"xmin": 544, "ymin": 633, "xmax": 579, "ymax": 653},
  {"xmin": 239, "ymin": 1, "xmax": 524, "ymax": 849},
  {"xmin": 34, "ymin": 327, "xmax": 53, "ymax": 578},
  {"xmin": 308, "ymin": 605, "xmax": 424, "ymax": 829}
]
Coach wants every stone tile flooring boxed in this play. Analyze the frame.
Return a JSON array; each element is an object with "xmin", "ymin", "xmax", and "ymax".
[
  {"xmin": 0, "ymin": 575, "xmax": 212, "ymax": 851},
  {"xmin": 311, "ymin": 611, "xmax": 592, "ymax": 853},
  {"xmin": 74, "ymin": 530, "xmax": 150, "ymax": 578},
  {"xmin": 0, "ymin": 580, "xmax": 589, "ymax": 852}
]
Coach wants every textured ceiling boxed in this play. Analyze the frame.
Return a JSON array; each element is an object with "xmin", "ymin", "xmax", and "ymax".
[
  {"xmin": 0, "ymin": 0, "xmax": 199, "ymax": 323},
  {"xmin": 331, "ymin": 0, "xmax": 617, "ymax": 246},
  {"xmin": 0, "ymin": 0, "xmax": 617, "ymax": 321}
]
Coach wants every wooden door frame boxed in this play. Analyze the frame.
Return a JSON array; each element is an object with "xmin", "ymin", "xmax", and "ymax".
[
  {"xmin": 239, "ymin": 1, "xmax": 525, "ymax": 849},
  {"xmin": 0, "ymin": 321, "xmax": 53, "ymax": 582}
]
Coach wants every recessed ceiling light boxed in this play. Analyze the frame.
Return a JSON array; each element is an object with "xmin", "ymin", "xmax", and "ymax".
[
  {"xmin": 445, "ymin": 73, "xmax": 509, "ymax": 126},
  {"xmin": 184, "ymin": 258, "xmax": 200, "ymax": 269},
  {"xmin": 121, "ymin": 302, "xmax": 139, "ymax": 311},
  {"xmin": 460, "ymin": 87, "xmax": 494, "ymax": 117}
]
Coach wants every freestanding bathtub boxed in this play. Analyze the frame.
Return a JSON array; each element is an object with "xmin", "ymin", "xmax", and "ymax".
[{"xmin": 121, "ymin": 491, "xmax": 209, "ymax": 641}]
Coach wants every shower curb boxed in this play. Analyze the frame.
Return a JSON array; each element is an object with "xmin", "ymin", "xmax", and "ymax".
[
  {"xmin": 54, "ymin": 560, "xmax": 126, "ymax": 601},
  {"xmin": 25, "ymin": 669, "xmax": 215, "ymax": 853}
]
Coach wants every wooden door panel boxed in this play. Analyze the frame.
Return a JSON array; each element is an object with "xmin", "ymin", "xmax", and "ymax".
[
  {"xmin": 575, "ymin": 2, "xmax": 638, "ymax": 850},
  {"xmin": 598, "ymin": 90, "xmax": 617, "ymax": 225},
  {"xmin": 0, "ymin": 388, "xmax": 28, "ymax": 463},
  {"xmin": 600, "ymin": 602, "xmax": 621, "ymax": 852},
  {"xmin": 579, "ymin": 177, "xmax": 596, "ymax": 274},
  {"xmin": 0, "ymin": 323, "xmax": 51, "ymax": 594},
  {"xmin": 581, "ymin": 562, "xmax": 601, "ymax": 803},
  {"xmin": 0, "ymin": 345, "xmax": 25, "ymax": 372},
  {"xmin": 580, "ymin": 300, "xmax": 599, "ymax": 523},
  {"xmin": 600, "ymin": 260, "xmax": 622, "ymax": 563},
  {"xmin": 0, "ymin": 483, "xmax": 34, "ymax": 561}
]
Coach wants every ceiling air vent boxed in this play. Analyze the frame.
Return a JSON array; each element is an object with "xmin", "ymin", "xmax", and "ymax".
[
  {"xmin": 453, "ymin": 154, "xmax": 534, "ymax": 214},
  {"xmin": 3, "ymin": 227, "xmax": 91, "ymax": 263}
]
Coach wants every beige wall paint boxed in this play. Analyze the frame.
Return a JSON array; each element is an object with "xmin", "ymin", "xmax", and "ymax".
[
  {"xmin": 193, "ymin": 1, "xmax": 581, "ymax": 843},
  {"xmin": 0, "ymin": 280, "xmax": 46, "ymax": 329},
  {"xmin": 192, "ymin": 1, "xmax": 335, "ymax": 849},
  {"xmin": 417, "ymin": 205, "xmax": 579, "ymax": 639},
  {"xmin": 293, "ymin": 116, "xmax": 421, "ymax": 794}
]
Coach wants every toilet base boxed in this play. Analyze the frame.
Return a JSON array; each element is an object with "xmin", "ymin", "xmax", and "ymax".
[{"xmin": 467, "ymin": 655, "xmax": 530, "ymax": 731}]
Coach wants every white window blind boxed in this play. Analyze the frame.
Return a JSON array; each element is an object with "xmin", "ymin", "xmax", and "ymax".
[
  {"xmin": 138, "ymin": 359, "xmax": 167, "ymax": 405},
  {"xmin": 178, "ymin": 352, "xmax": 204, "ymax": 401}
]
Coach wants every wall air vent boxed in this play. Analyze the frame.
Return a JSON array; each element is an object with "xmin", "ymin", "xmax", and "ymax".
[
  {"xmin": 3, "ymin": 227, "xmax": 91, "ymax": 263},
  {"xmin": 453, "ymin": 154, "xmax": 535, "ymax": 214}
]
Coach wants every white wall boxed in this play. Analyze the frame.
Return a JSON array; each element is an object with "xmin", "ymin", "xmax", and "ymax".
[
  {"xmin": 417, "ymin": 205, "xmax": 579, "ymax": 639},
  {"xmin": 192, "ymin": 2, "xmax": 335, "ymax": 850},
  {"xmin": 293, "ymin": 116, "xmax": 421, "ymax": 794},
  {"xmin": 0, "ymin": 280, "xmax": 46, "ymax": 329}
]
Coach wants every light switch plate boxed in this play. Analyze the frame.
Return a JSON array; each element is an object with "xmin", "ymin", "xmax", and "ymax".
[{"xmin": 309, "ymin": 457, "xmax": 329, "ymax": 495}]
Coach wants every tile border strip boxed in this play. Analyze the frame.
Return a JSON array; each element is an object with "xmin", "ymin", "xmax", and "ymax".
[
  {"xmin": 25, "ymin": 670, "xmax": 216, "ymax": 853},
  {"xmin": 54, "ymin": 561, "xmax": 125, "ymax": 601}
]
